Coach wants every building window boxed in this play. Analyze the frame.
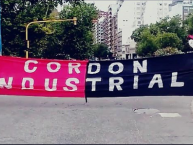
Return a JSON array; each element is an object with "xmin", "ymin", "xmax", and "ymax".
[
  {"xmin": 138, "ymin": 21, "xmax": 141, "ymax": 24},
  {"xmin": 190, "ymin": 8, "xmax": 193, "ymax": 13},
  {"xmin": 137, "ymin": 2, "xmax": 140, "ymax": 5},
  {"xmin": 184, "ymin": 8, "xmax": 188, "ymax": 13}
]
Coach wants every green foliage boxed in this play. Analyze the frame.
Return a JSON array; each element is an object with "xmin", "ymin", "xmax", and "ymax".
[
  {"xmin": 154, "ymin": 47, "xmax": 184, "ymax": 57},
  {"xmin": 133, "ymin": 15, "xmax": 193, "ymax": 57},
  {"xmin": 149, "ymin": 24, "xmax": 160, "ymax": 36},
  {"xmin": 42, "ymin": 2, "xmax": 98, "ymax": 60},
  {"xmin": 1, "ymin": 0, "xmax": 68, "ymax": 57},
  {"xmin": 131, "ymin": 25, "xmax": 148, "ymax": 42},
  {"xmin": 184, "ymin": 13, "xmax": 193, "ymax": 34},
  {"xmin": 157, "ymin": 32, "xmax": 182, "ymax": 49},
  {"xmin": 2, "ymin": 0, "xmax": 97, "ymax": 60},
  {"xmin": 156, "ymin": 16, "xmax": 187, "ymax": 48},
  {"xmin": 93, "ymin": 43, "xmax": 110, "ymax": 59},
  {"xmin": 136, "ymin": 29, "xmax": 159, "ymax": 57}
]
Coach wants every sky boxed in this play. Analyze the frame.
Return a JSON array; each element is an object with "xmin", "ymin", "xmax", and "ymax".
[
  {"xmin": 85, "ymin": 0, "xmax": 117, "ymax": 11},
  {"xmin": 57, "ymin": 0, "xmax": 117, "ymax": 12}
]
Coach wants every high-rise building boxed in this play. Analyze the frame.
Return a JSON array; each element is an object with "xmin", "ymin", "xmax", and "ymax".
[
  {"xmin": 169, "ymin": 0, "xmax": 193, "ymax": 20},
  {"xmin": 94, "ymin": 0, "xmax": 175, "ymax": 59},
  {"xmin": 144, "ymin": 1, "xmax": 171, "ymax": 25},
  {"xmin": 96, "ymin": 19, "xmax": 105, "ymax": 44},
  {"xmin": 114, "ymin": 0, "xmax": 146, "ymax": 59},
  {"xmin": 182, "ymin": 5, "xmax": 193, "ymax": 20},
  {"xmin": 107, "ymin": 4, "xmax": 119, "ymax": 51},
  {"xmin": 93, "ymin": 10, "xmax": 108, "ymax": 44},
  {"xmin": 102, "ymin": 16, "xmax": 109, "ymax": 45}
]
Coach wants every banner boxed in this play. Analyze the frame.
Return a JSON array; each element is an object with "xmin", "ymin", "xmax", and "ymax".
[
  {"xmin": 86, "ymin": 53, "xmax": 193, "ymax": 97},
  {"xmin": 0, "ymin": 56, "xmax": 88, "ymax": 97},
  {"xmin": 0, "ymin": 1, "xmax": 2, "ymax": 56}
]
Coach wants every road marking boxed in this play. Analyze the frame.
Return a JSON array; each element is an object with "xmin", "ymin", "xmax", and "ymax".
[{"xmin": 158, "ymin": 113, "xmax": 182, "ymax": 117}]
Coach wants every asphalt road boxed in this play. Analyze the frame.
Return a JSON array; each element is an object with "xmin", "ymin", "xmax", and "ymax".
[{"xmin": 0, "ymin": 95, "xmax": 193, "ymax": 144}]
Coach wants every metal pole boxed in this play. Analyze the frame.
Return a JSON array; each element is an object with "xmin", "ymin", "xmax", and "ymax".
[{"xmin": 25, "ymin": 17, "xmax": 77, "ymax": 59}]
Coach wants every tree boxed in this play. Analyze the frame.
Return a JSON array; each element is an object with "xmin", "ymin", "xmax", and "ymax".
[
  {"xmin": 186, "ymin": 14, "xmax": 193, "ymax": 34},
  {"xmin": 1, "ymin": 0, "xmax": 83, "ymax": 57},
  {"xmin": 149, "ymin": 24, "xmax": 160, "ymax": 36},
  {"xmin": 93, "ymin": 43, "xmax": 110, "ymax": 60},
  {"xmin": 136, "ymin": 29, "xmax": 159, "ymax": 57},
  {"xmin": 136, "ymin": 30, "xmax": 183, "ymax": 57},
  {"xmin": 156, "ymin": 16, "xmax": 187, "ymax": 49},
  {"xmin": 131, "ymin": 25, "xmax": 148, "ymax": 42},
  {"xmin": 132, "ymin": 15, "xmax": 189, "ymax": 57},
  {"xmin": 157, "ymin": 32, "xmax": 182, "ymax": 49},
  {"xmin": 42, "ymin": 2, "xmax": 98, "ymax": 60}
]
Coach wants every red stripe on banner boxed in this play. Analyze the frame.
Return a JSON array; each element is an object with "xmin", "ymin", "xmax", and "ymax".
[{"xmin": 0, "ymin": 56, "xmax": 88, "ymax": 98}]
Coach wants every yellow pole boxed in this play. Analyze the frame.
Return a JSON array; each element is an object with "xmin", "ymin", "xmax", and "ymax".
[
  {"xmin": 26, "ymin": 40, "xmax": 29, "ymax": 59},
  {"xmin": 25, "ymin": 17, "xmax": 77, "ymax": 59}
]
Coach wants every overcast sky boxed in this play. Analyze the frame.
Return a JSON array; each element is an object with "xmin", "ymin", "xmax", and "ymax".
[
  {"xmin": 85, "ymin": 0, "xmax": 117, "ymax": 11},
  {"xmin": 57, "ymin": 0, "xmax": 117, "ymax": 12}
]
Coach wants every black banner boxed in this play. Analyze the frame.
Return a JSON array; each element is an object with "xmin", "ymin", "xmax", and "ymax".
[{"xmin": 86, "ymin": 53, "xmax": 193, "ymax": 97}]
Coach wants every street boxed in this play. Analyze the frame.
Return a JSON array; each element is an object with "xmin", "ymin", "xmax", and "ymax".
[{"xmin": 0, "ymin": 95, "xmax": 193, "ymax": 144}]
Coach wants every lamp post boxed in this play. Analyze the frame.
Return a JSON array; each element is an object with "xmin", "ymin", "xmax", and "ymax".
[{"xmin": 25, "ymin": 17, "xmax": 77, "ymax": 59}]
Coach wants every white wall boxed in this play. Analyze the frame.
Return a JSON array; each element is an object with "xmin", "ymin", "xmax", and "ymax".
[
  {"xmin": 111, "ymin": 4, "xmax": 119, "ymax": 16},
  {"xmin": 117, "ymin": 0, "xmax": 147, "ymax": 59},
  {"xmin": 169, "ymin": 1, "xmax": 184, "ymax": 19},
  {"xmin": 169, "ymin": 2, "xmax": 193, "ymax": 19},
  {"xmin": 144, "ymin": 1, "xmax": 171, "ymax": 25},
  {"xmin": 117, "ymin": 1, "xmax": 138, "ymax": 46},
  {"xmin": 117, "ymin": 1, "xmax": 134, "ymax": 30}
]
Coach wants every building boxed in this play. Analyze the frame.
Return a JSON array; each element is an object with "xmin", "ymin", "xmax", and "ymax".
[
  {"xmin": 98, "ymin": 11, "xmax": 108, "ymax": 18},
  {"xmin": 110, "ymin": 0, "xmax": 124, "ymax": 58},
  {"xmin": 169, "ymin": 0, "xmax": 193, "ymax": 20},
  {"xmin": 94, "ymin": 0, "xmax": 181, "ymax": 59},
  {"xmin": 96, "ymin": 18, "xmax": 105, "ymax": 44},
  {"xmin": 107, "ymin": 4, "xmax": 119, "ymax": 51},
  {"xmin": 144, "ymin": 1, "xmax": 171, "ymax": 25},
  {"xmin": 102, "ymin": 16, "xmax": 109, "ymax": 45},
  {"xmin": 183, "ymin": 4, "xmax": 193, "ymax": 20},
  {"xmin": 93, "ymin": 11, "xmax": 108, "ymax": 44},
  {"xmin": 114, "ymin": 0, "xmax": 146, "ymax": 59}
]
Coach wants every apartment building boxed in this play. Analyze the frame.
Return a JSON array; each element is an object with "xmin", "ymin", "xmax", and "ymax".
[
  {"xmin": 143, "ymin": 1, "xmax": 171, "ymax": 25},
  {"xmin": 169, "ymin": 0, "xmax": 193, "ymax": 20},
  {"xmin": 133, "ymin": 1, "xmax": 147, "ymax": 29},
  {"xmin": 93, "ymin": 11, "xmax": 108, "ymax": 44},
  {"xmin": 93, "ymin": 22, "xmax": 98, "ymax": 44},
  {"xmin": 107, "ymin": 4, "xmax": 119, "ymax": 52},
  {"xmin": 102, "ymin": 16, "xmax": 109, "ymax": 45},
  {"xmin": 94, "ymin": 19, "xmax": 105, "ymax": 44},
  {"xmin": 114, "ymin": 0, "xmax": 146, "ymax": 59},
  {"xmin": 93, "ymin": 0, "xmax": 175, "ymax": 59},
  {"xmin": 111, "ymin": 0, "xmax": 124, "ymax": 58}
]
